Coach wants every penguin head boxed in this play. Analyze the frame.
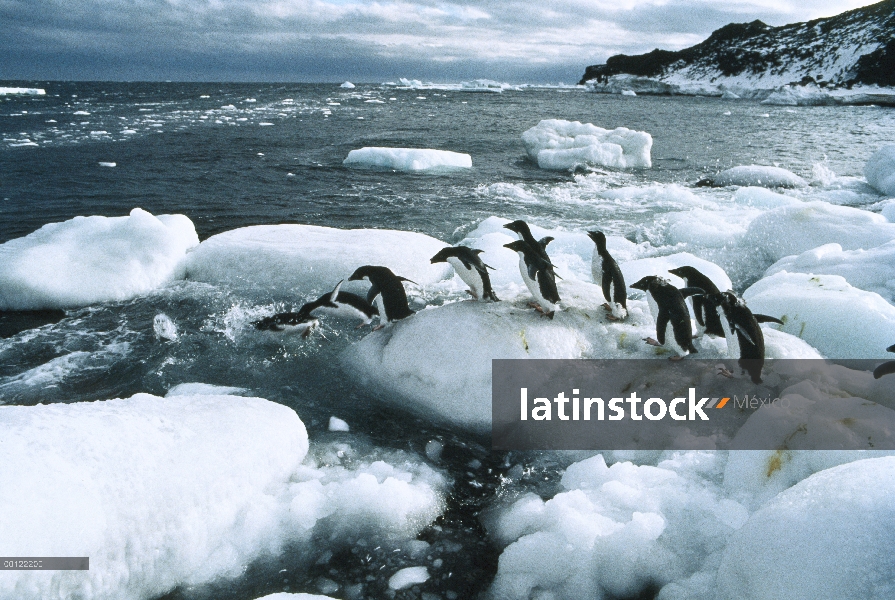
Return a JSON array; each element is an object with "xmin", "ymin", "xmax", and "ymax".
[
  {"xmin": 503, "ymin": 240, "xmax": 530, "ymax": 255},
  {"xmin": 430, "ymin": 247, "xmax": 453, "ymax": 264},
  {"xmin": 668, "ymin": 265, "xmax": 701, "ymax": 283},
  {"xmin": 348, "ymin": 265, "xmax": 379, "ymax": 282},
  {"xmin": 587, "ymin": 231, "xmax": 607, "ymax": 253},
  {"xmin": 630, "ymin": 275, "xmax": 660, "ymax": 292},
  {"xmin": 503, "ymin": 220, "xmax": 529, "ymax": 236}
]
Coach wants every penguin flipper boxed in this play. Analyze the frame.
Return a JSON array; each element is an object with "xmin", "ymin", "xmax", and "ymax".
[
  {"xmin": 656, "ymin": 312, "xmax": 669, "ymax": 346},
  {"xmin": 679, "ymin": 287, "xmax": 706, "ymax": 299},
  {"xmin": 873, "ymin": 360, "xmax": 895, "ymax": 379},
  {"xmin": 754, "ymin": 314, "xmax": 784, "ymax": 325},
  {"xmin": 538, "ymin": 236, "xmax": 554, "ymax": 250},
  {"xmin": 692, "ymin": 295, "xmax": 707, "ymax": 327},
  {"xmin": 366, "ymin": 283, "xmax": 381, "ymax": 304},
  {"xmin": 732, "ymin": 322, "xmax": 757, "ymax": 347},
  {"xmin": 398, "ymin": 276, "xmax": 418, "ymax": 286},
  {"xmin": 600, "ymin": 273, "xmax": 612, "ymax": 305},
  {"xmin": 329, "ymin": 280, "xmax": 344, "ymax": 303}
]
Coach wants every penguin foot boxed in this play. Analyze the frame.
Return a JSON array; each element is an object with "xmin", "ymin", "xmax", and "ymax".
[
  {"xmin": 644, "ymin": 337, "xmax": 662, "ymax": 347},
  {"xmin": 669, "ymin": 355, "xmax": 685, "ymax": 362},
  {"xmin": 606, "ymin": 313, "xmax": 622, "ymax": 321},
  {"xmin": 465, "ymin": 289, "xmax": 479, "ymax": 300},
  {"xmin": 355, "ymin": 323, "xmax": 367, "ymax": 329},
  {"xmin": 529, "ymin": 302, "xmax": 543, "ymax": 311},
  {"xmin": 717, "ymin": 367, "xmax": 734, "ymax": 378},
  {"xmin": 302, "ymin": 328, "xmax": 313, "ymax": 338},
  {"xmin": 602, "ymin": 303, "xmax": 612, "ymax": 311},
  {"xmin": 542, "ymin": 311, "xmax": 555, "ymax": 320},
  {"xmin": 372, "ymin": 324, "xmax": 385, "ymax": 332}
]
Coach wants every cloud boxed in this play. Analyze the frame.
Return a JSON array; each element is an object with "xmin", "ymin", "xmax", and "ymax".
[{"xmin": 0, "ymin": 0, "xmax": 881, "ymax": 81}]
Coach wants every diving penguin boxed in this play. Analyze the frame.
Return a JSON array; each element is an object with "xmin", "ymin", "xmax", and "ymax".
[
  {"xmin": 704, "ymin": 291, "xmax": 783, "ymax": 383},
  {"xmin": 504, "ymin": 240, "xmax": 560, "ymax": 318},
  {"xmin": 299, "ymin": 280, "xmax": 379, "ymax": 328},
  {"xmin": 347, "ymin": 265, "xmax": 415, "ymax": 329},
  {"xmin": 587, "ymin": 230, "xmax": 627, "ymax": 320},
  {"xmin": 630, "ymin": 275, "xmax": 702, "ymax": 359},
  {"xmin": 430, "ymin": 246, "xmax": 499, "ymax": 302},
  {"xmin": 253, "ymin": 310, "xmax": 319, "ymax": 337}
]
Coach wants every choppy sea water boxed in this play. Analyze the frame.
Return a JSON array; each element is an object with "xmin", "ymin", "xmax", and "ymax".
[{"xmin": 2, "ymin": 82, "xmax": 895, "ymax": 600}]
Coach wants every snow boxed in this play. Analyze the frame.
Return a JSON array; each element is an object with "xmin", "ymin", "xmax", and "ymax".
[
  {"xmin": 717, "ymin": 457, "xmax": 895, "ymax": 600},
  {"xmin": 0, "ymin": 87, "xmax": 46, "ymax": 95},
  {"xmin": 182, "ymin": 224, "xmax": 452, "ymax": 297},
  {"xmin": 865, "ymin": 145, "xmax": 895, "ymax": 196},
  {"xmin": 343, "ymin": 147, "xmax": 471, "ymax": 172},
  {"xmin": 388, "ymin": 566, "xmax": 430, "ymax": 590},
  {"xmin": 743, "ymin": 271, "xmax": 895, "ymax": 358},
  {"xmin": 0, "ymin": 208, "xmax": 199, "ymax": 310},
  {"xmin": 339, "ymin": 81, "xmax": 355, "ymax": 89},
  {"xmin": 764, "ymin": 241, "xmax": 895, "ymax": 301},
  {"xmin": 745, "ymin": 201, "xmax": 895, "ymax": 263},
  {"xmin": 708, "ymin": 165, "xmax": 807, "ymax": 188},
  {"xmin": 521, "ymin": 119, "xmax": 652, "ymax": 170},
  {"xmin": 0, "ymin": 392, "xmax": 446, "ymax": 600}
]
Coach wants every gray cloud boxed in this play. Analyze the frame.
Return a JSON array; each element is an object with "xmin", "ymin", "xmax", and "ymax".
[{"xmin": 0, "ymin": 0, "xmax": 878, "ymax": 82}]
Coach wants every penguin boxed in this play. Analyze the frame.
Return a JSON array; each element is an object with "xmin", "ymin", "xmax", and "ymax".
[
  {"xmin": 504, "ymin": 220, "xmax": 552, "ymax": 263},
  {"xmin": 668, "ymin": 266, "xmax": 723, "ymax": 337},
  {"xmin": 430, "ymin": 246, "xmax": 499, "ymax": 302},
  {"xmin": 587, "ymin": 230, "xmax": 627, "ymax": 320},
  {"xmin": 299, "ymin": 280, "xmax": 379, "ymax": 328},
  {"xmin": 704, "ymin": 291, "xmax": 782, "ymax": 383},
  {"xmin": 347, "ymin": 265, "xmax": 415, "ymax": 329},
  {"xmin": 253, "ymin": 310, "xmax": 319, "ymax": 337},
  {"xmin": 873, "ymin": 344, "xmax": 895, "ymax": 379},
  {"xmin": 630, "ymin": 276, "xmax": 702, "ymax": 359},
  {"xmin": 504, "ymin": 240, "xmax": 560, "ymax": 318}
]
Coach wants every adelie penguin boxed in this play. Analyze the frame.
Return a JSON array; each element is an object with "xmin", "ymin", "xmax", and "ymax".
[
  {"xmin": 630, "ymin": 276, "xmax": 702, "ymax": 360},
  {"xmin": 587, "ymin": 230, "xmax": 627, "ymax": 321},
  {"xmin": 430, "ymin": 245, "xmax": 499, "ymax": 302},
  {"xmin": 503, "ymin": 220, "xmax": 553, "ymax": 263},
  {"xmin": 504, "ymin": 240, "xmax": 560, "ymax": 318},
  {"xmin": 873, "ymin": 344, "xmax": 895, "ymax": 379},
  {"xmin": 668, "ymin": 266, "xmax": 724, "ymax": 337},
  {"xmin": 299, "ymin": 280, "xmax": 379, "ymax": 328},
  {"xmin": 348, "ymin": 265, "xmax": 415, "ymax": 330},
  {"xmin": 253, "ymin": 310, "xmax": 319, "ymax": 337},
  {"xmin": 704, "ymin": 291, "xmax": 783, "ymax": 384}
]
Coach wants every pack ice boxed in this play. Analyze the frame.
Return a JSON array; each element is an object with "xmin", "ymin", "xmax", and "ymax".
[
  {"xmin": 865, "ymin": 145, "xmax": 895, "ymax": 197},
  {"xmin": 182, "ymin": 224, "xmax": 452, "ymax": 297},
  {"xmin": 708, "ymin": 165, "xmax": 807, "ymax": 188},
  {"xmin": 521, "ymin": 119, "xmax": 652, "ymax": 170},
  {"xmin": 0, "ymin": 392, "xmax": 445, "ymax": 600},
  {"xmin": 343, "ymin": 147, "xmax": 472, "ymax": 172},
  {"xmin": 0, "ymin": 208, "xmax": 199, "ymax": 310}
]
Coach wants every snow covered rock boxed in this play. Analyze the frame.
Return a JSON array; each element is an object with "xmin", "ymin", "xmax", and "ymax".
[
  {"xmin": 707, "ymin": 165, "xmax": 807, "ymax": 188},
  {"xmin": 716, "ymin": 456, "xmax": 895, "ymax": 600},
  {"xmin": 521, "ymin": 119, "xmax": 652, "ymax": 170},
  {"xmin": 0, "ymin": 393, "xmax": 308, "ymax": 600},
  {"xmin": 745, "ymin": 201, "xmax": 895, "ymax": 263},
  {"xmin": 343, "ymin": 147, "xmax": 471, "ymax": 172},
  {"xmin": 0, "ymin": 208, "xmax": 199, "ymax": 310},
  {"xmin": 743, "ymin": 271, "xmax": 895, "ymax": 358},
  {"xmin": 182, "ymin": 224, "xmax": 452, "ymax": 297},
  {"xmin": 865, "ymin": 145, "xmax": 895, "ymax": 197}
]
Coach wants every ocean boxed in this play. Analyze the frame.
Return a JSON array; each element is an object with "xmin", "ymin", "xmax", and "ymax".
[{"xmin": 2, "ymin": 81, "xmax": 895, "ymax": 600}]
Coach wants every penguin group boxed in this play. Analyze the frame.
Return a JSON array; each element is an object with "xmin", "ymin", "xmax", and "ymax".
[{"xmin": 252, "ymin": 218, "xmax": 786, "ymax": 382}]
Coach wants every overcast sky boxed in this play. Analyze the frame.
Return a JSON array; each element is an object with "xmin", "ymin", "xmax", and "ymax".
[{"xmin": 0, "ymin": 0, "xmax": 878, "ymax": 83}]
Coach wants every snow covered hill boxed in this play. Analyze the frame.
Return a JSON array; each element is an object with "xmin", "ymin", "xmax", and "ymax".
[{"xmin": 580, "ymin": 0, "xmax": 895, "ymax": 99}]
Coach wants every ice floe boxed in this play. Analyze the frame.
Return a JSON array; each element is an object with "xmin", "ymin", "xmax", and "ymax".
[
  {"xmin": 339, "ymin": 81, "xmax": 355, "ymax": 89},
  {"xmin": 706, "ymin": 165, "xmax": 807, "ymax": 188},
  {"xmin": 0, "ymin": 87, "xmax": 46, "ymax": 95},
  {"xmin": 521, "ymin": 119, "xmax": 652, "ymax": 170},
  {"xmin": 343, "ymin": 147, "xmax": 472, "ymax": 172},
  {"xmin": 0, "ymin": 208, "xmax": 199, "ymax": 310},
  {"xmin": 865, "ymin": 145, "xmax": 895, "ymax": 197},
  {"xmin": 182, "ymin": 224, "xmax": 452, "ymax": 298}
]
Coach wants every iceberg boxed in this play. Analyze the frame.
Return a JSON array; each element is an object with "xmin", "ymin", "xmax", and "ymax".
[
  {"xmin": 183, "ymin": 224, "xmax": 452, "ymax": 298},
  {"xmin": 339, "ymin": 81, "xmax": 355, "ymax": 89},
  {"xmin": 0, "ymin": 208, "xmax": 199, "ymax": 310},
  {"xmin": 865, "ymin": 145, "xmax": 895, "ymax": 197},
  {"xmin": 521, "ymin": 119, "xmax": 652, "ymax": 170},
  {"xmin": 760, "ymin": 85, "xmax": 835, "ymax": 106},
  {"xmin": 0, "ymin": 87, "xmax": 46, "ymax": 95},
  {"xmin": 706, "ymin": 165, "xmax": 807, "ymax": 188},
  {"xmin": 343, "ymin": 147, "xmax": 471, "ymax": 172}
]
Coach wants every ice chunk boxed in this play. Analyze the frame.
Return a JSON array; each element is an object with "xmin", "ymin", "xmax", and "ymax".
[
  {"xmin": 328, "ymin": 416, "xmax": 350, "ymax": 432},
  {"xmin": 182, "ymin": 224, "xmax": 452, "ymax": 297},
  {"xmin": 521, "ymin": 119, "xmax": 652, "ymax": 170},
  {"xmin": 0, "ymin": 87, "xmax": 46, "ymax": 95},
  {"xmin": 743, "ymin": 271, "xmax": 895, "ymax": 358},
  {"xmin": 388, "ymin": 566, "xmax": 429, "ymax": 590},
  {"xmin": 0, "ymin": 393, "xmax": 308, "ymax": 600},
  {"xmin": 731, "ymin": 186, "xmax": 802, "ymax": 209},
  {"xmin": 745, "ymin": 201, "xmax": 895, "ymax": 262},
  {"xmin": 166, "ymin": 382, "xmax": 248, "ymax": 396},
  {"xmin": 764, "ymin": 241, "xmax": 895, "ymax": 301},
  {"xmin": 339, "ymin": 81, "xmax": 355, "ymax": 89},
  {"xmin": 621, "ymin": 90, "xmax": 637, "ymax": 96},
  {"xmin": 254, "ymin": 594, "xmax": 337, "ymax": 600},
  {"xmin": 343, "ymin": 147, "xmax": 471, "ymax": 172},
  {"xmin": 717, "ymin": 457, "xmax": 895, "ymax": 600},
  {"xmin": 865, "ymin": 145, "xmax": 895, "ymax": 196},
  {"xmin": 760, "ymin": 85, "xmax": 834, "ymax": 106},
  {"xmin": 0, "ymin": 208, "xmax": 199, "ymax": 310},
  {"xmin": 98, "ymin": 161, "xmax": 116, "ymax": 167},
  {"xmin": 708, "ymin": 165, "xmax": 807, "ymax": 188},
  {"xmin": 153, "ymin": 313, "xmax": 178, "ymax": 341}
]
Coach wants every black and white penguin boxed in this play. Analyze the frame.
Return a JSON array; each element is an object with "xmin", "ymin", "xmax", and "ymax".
[
  {"xmin": 587, "ymin": 230, "xmax": 627, "ymax": 320},
  {"xmin": 873, "ymin": 344, "xmax": 895, "ymax": 379},
  {"xmin": 630, "ymin": 276, "xmax": 701, "ymax": 359},
  {"xmin": 504, "ymin": 220, "xmax": 553, "ymax": 263},
  {"xmin": 299, "ymin": 280, "xmax": 379, "ymax": 328},
  {"xmin": 704, "ymin": 291, "xmax": 783, "ymax": 383},
  {"xmin": 253, "ymin": 311, "xmax": 319, "ymax": 337},
  {"xmin": 504, "ymin": 240, "xmax": 560, "ymax": 318},
  {"xmin": 347, "ymin": 265, "xmax": 415, "ymax": 329},
  {"xmin": 430, "ymin": 246, "xmax": 499, "ymax": 302},
  {"xmin": 668, "ymin": 266, "xmax": 724, "ymax": 337}
]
